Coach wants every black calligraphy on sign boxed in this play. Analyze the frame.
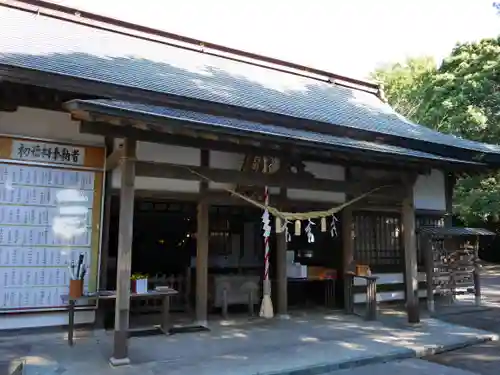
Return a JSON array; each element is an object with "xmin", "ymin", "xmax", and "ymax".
[
  {"xmin": 16, "ymin": 143, "xmax": 82, "ymax": 164},
  {"xmin": 16, "ymin": 143, "xmax": 32, "ymax": 159}
]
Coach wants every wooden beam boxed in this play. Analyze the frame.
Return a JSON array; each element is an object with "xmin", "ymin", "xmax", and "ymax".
[
  {"xmin": 106, "ymin": 147, "xmax": 125, "ymax": 171},
  {"xmin": 109, "ymin": 186, "xmax": 404, "ymax": 211},
  {"xmin": 134, "ymin": 160, "xmax": 401, "ymax": 194},
  {"xmin": 79, "ymin": 120, "xmax": 337, "ymax": 164},
  {"xmin": 401, "ymin": 175, "xmax": 420, "ymax": 324},
  {"xmin": 78, "ymin": 121, "xmax": 452, "ymax": 172},
  {"xmin": 196, "ymin": 150, "xmax": 209, "ymax": 326},
  {"xmin": 109, "ymin": 138, "xmax": 136, "ymax": 366}
]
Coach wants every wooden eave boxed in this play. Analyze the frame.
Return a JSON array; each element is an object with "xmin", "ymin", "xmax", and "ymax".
[{"xmin": 62, "ymin": 101, "xmax": 488, "ymax": 174}]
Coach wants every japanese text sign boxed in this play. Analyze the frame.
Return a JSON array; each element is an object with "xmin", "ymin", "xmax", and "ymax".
[{"xmin": 11, "ymin": 140, "xmax": 86, "ymax": 166}]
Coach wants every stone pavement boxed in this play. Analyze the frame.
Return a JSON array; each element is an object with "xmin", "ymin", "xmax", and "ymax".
[
  {"xmin": 1, "ymin": 311, "xmax": 497, "ymax": 375},
  {"xmin": 425, "ymin": 263, "xmax": 500, "ymax": 375}
]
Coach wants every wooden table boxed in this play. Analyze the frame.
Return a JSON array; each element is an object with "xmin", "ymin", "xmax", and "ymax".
[
  {"xmin": 288, "ymin": 278, "xmax": 336, "ymax": 308},
  {"xmin": 61, "ymin": 289, "xmax": 178, "ymax": 346}
]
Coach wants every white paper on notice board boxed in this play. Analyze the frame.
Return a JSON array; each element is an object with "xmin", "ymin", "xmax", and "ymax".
[{"xmin": 0, "ymin": 163, "xmax": 96, "ymax": 311}]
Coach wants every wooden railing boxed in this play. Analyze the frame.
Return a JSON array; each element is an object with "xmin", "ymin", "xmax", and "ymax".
[{"xmin": 344, "ymin": 272, "xmax": 378, "ymax": 321}]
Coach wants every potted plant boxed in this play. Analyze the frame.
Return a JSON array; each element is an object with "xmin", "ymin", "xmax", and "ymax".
[{"xmin": 131, "ymin": 273, "xmax": 149, "ymax": 294}]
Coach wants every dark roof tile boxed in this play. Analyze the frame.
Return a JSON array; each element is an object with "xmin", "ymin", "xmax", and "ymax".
[
  {"xmin": 71, "ymin": 99, "xmax": 484, "ymax": 166},
  {"xmin": 418, "ymin": 227, "xmax": 496, "ymax": 237},
  {"xmin": 0, "ymin": 7, "xmax": 499, "ymax": 156}
]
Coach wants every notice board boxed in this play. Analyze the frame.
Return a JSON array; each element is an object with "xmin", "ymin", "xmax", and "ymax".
[{"xmin": 0, "ymin": 137, "xmax": 105, "ymax": 311}]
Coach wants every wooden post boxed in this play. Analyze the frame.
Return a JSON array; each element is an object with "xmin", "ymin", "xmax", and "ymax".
[
  {"xmin": 423, "ymin": 235, "xmax": 435, "ymax": 313},
  {"xmin": 344, "ymin": 273, "xmax": 354, "ymax": 314},
  {"xmin": 401, "ymin": 176, "xmax": 420, "ymax": 324},
  {"xmin": 99, "ymin": 137, "xmax": 114, "ymax": 291},
  {"xmin": 196, "ymin": 200, "xmax": 209, "ymax": 325},
  {"xmin": 365, "ymin": 276, "xmax": 378, "ymax": 321},
  {"xmin": 276, "ymin": 188, "xmax": 288, "ymax": 318},
  {"xmin": 342, "ymin": 206, "xmax": 354, "ymax": 311},
  {"xmin": 99, "ymin": 194, "xmax": 112, "ymax": 290},
  {"xmin": 196, "ymin": 150, "xmax": 209, "ymax": 326},
  {"xmin": 109, "ymin": 138, "xmax": 136, "ymax": 366},
  {"xmin": 473, "ymin": 236, "xmax": 482, "ymax": 306},
  {"xmin": 444, "ymin": 173, "xmax": 455, "ymax": 227}
]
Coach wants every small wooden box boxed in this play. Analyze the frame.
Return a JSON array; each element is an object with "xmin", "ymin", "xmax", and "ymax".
[
  {"xmin": 355, "ymin": 264, "xmax": 371, "ymax": 276},
  {"xmin": 307, "ymin": 266, "xmax": 337, "ymax": 280}
]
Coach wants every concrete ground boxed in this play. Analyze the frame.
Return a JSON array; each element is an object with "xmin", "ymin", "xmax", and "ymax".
[
  {"xmin": 425, "ymin": 263, "xmax": 500, "ymax": 375},
  {"xmin": 1, "ymin": 309, "xmax": 496, "ymax": 375},
  {"xmin": 329, "ymin": 359, "xmax": 480, "ymax": 375}
]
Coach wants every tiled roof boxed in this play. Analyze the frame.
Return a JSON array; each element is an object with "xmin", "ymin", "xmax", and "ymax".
[
  {"xmin": 68, "ymin": 99, "xmax": 483, "ymax": 167},
  {"xmin": 418, "ymin": 226, "xmax": 496, "ymax": 237},
  {"xmin": 0, "ymin": 6, "xmax": 499, "ymax": 156}
]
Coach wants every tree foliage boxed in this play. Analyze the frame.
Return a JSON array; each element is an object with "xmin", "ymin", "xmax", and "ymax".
[
  {"xmin": 371, "ymin": 37, "xmax": 500, "ymax": 225},
  {"xmin": 371, "ymin": 57, "xmax": 436, "ymax": 120}
]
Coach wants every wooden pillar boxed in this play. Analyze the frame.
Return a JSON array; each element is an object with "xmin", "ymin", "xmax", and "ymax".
[
  {"xmin": 109, "ymin": 138, "xmax": 136, "ymax": 366},
  {"xmin": 342, "ymin": 206, "xmax": 354, "ymax": 310},
  {"xmin": 99, "ymin": 137, "xmax": 114, "ymax": 291},
  {"xmin": 99, "ymin": 193, "xmax": 112, "ymax": 290},
  {"xmin": 423, "ymin": 235, "xmax": 435, "ymax": 313},
  {"xmin": 444, "ymin": 173, "xmax": 455, "ymax": 227},
  {"xmin": 401, "ymin": 176, "xmax": 420, "ymax": 324},
  {"xmin": 342, "ymin": 167, "xmax": 354, "ymax": 311},
  {"xmin": 473, "ymin": 236, "xmax": 482, "ymax": 306},
  {"xmin": 196, "ymin": 150, "xmax": 209, "ymax": 326},
  {"xmin": 276, "ymin": 188, "xmax": 288, "ymax": 318}
]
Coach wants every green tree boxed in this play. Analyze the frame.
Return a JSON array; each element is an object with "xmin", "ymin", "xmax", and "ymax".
[
  {"xmin": 372, "ymin": 37, "xmax": 500, "ymax": 225},
  {"xmin": 419, "ymin": 38, "xmax": 500, "ymax": 144},
  {"xmin": 371, "ymin": 57, "xmax": 436, "ymax": 121}
]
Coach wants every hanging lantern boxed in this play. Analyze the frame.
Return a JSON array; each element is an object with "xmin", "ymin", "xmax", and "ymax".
[
  {"xmin": 320, "ymin": 217, "xmax": 327, "ymax": 232},
  {"xmin": 294, "ymin": 220, "xmax": 301, "ymax": 236}
]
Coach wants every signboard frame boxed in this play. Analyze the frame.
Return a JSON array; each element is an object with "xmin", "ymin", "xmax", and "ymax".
[{"xmin": 0, "ymin": 135, "xmax": 106, "ymax": 313}]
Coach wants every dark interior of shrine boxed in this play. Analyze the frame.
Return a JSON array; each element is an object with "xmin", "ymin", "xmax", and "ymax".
[{"xmin": 104, "ymin": 196, "xmax": 345, "ymax": 312}]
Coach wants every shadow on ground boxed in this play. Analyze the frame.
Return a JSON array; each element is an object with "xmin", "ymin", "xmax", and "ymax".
[
  {"xmin": 1, "ymin": 308, "xmax": 496, "ymax": 375},
  {"xmin": 3, "ymin": 265, "xmax": 500, "ymax": 375}
]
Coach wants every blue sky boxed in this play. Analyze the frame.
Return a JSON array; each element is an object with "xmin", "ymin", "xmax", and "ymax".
[{"xmin": 48, "ymin": 0, "xmax": 500, "ymax": 79}]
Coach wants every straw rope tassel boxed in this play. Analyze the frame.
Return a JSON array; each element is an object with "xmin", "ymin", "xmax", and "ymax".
[{"xmin": 260, "ymin": 160, "xmax": 274, "ymax": 319}]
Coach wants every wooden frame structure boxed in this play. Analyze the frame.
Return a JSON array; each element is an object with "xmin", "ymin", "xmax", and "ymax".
[
  {"xmin": 1, "ymin": 0, "xmax": 499, "ymax": 366},
  {"xmin": 68, "ymin": 109, "xmax": 436, "ymax": 363},
  {"xmin": 419, "ymin": 226, "xmax": 495, "ymax": 312}
]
